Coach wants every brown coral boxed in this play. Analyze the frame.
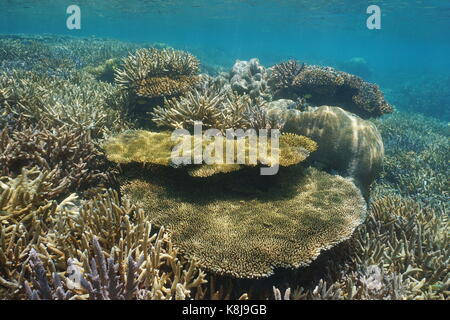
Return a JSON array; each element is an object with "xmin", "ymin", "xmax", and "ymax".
[
  {"xmin": 0, "ymin": 125, "xmax": 117, "ymax": 197},
  {"xmin": 0, "ymin": 172, "xmax": 207, "ymax": 299},
  {"xmin": 115, "ymin": 48, "xmax": 200, "ymax": 99},
  {"xmin": 121, "ymin": 166, "xmax": 366, "ymax": 278},
  {"xmin": 151, "ymin": 87, "xmax": 282, "ymax": 131},
  {"xmin": 268, "ymin": 63, "xmax": 393, "ymax": 118},
  {"xmin": 103, "ymin": 129, "xmax": 317, "ymax": 177}
]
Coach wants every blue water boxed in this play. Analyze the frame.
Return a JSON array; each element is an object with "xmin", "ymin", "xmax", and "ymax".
[{"xmin": 1, "ymin": 0, "xmax": 449, "ymax": 118}]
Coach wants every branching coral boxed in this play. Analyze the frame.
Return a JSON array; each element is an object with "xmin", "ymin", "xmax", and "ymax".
[
  {"xmin": 0, "ymin": 70, "xmax": 132, "ymax": 138},
  {"xmin": 151, "ymin": 87, "xmax": 282, "ymax": 131},
  {"xmin": 268, "ymin": 60, "xmax": 305, "ymax": 94},
  {"xmin": 0, "ymin": 172, "xmax": 208, "ymax": 300},
  {"xmin": 276, "ymin": 196, "xmax": 449, "ymax": 300},
  {"xmin": 0, "ymin": 125, "xmax": 118, "ymax": 196},
  {"xmin": 115, "ymin": 48, "xmax": 200, "ymax": 99},
  {"xmin": 121, "ymin": 166, "xmax": 366, "ymax": 278},
  {"xmin": 371, "ymin": 112, "xmax": 449, "ymax": 209},
  {"xmin": 268, "ymin": 62, "xmax": 393, "ymax": 118}
]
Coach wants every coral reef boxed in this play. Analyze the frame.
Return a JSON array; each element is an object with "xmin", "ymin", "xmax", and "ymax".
[
  {"xmin": 121, "ymin": 166, "xmax": 366, "ymax": 278},
  {"xmin": 115, "ymin": 48, "xmax": 201, "ymax": 99},
  {"xmin": 268, "ymin": 62, "xmax": 393, "ymax": 118},
  {"xmin": 1, "ymin": 33, "xmax": 446, "ymax": 301},
  {"xmin": 273, "ymin": 196, "xmax": 448, "ymax": 300},
  {"xmin": 383, "ymin": 74, "xmax": 450, "ymax": 121},
  {"xmin": 0, "ymin": 125, "xmax": 117, "ymax": 196},
  {"xmin": 371, "ymin": 112, "xmax": 449, "ymax": 209},
  {"xmin": 0, "ymin": 70, "xmax": 131, "ymax": 138},
  {"xmin": 268, "ymin": 60, "xmax": 306, "ymax": 100},
  {"xmin": 0, "ymin": 34, "xmax": 145, "ymax": 76},
  {"xmin": 151, "ymin": 87, "xmax": 283, "ymax": 131},
  {"xmin": 0, "ymin": 176, "xmax": 207, "ymax": 299},
  {"xmin": 278, "ymin": 106, "xmax": 384, "ymax": 195},
  {"xmin": 214, "ymin": 58, "xmax": 271, "ymax": 99},
  {"xmin": 84, "ymin": 58, "xmax": 123, "ymax": 83}
]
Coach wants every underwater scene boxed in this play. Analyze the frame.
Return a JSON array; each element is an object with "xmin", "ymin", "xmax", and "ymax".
[{"xmin": 0, "ymin": 0, "xmax": 448, "ymax": 302}]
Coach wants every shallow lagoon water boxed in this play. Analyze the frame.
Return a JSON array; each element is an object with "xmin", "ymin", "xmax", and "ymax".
[{"xmin": 0, "ymin": 0, "xmax": 448, "ymax": 301}]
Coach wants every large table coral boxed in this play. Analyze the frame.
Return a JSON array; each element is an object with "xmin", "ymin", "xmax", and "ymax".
[{"xmin": 121, "ymin": 166, "xmax": 367, "ymax": 278}]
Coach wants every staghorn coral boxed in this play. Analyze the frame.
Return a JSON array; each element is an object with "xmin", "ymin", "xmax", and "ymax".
[
  {"xmin": 268, "ymin": 62, "xmax": 393, "ymax": 118},
  {"xmin": 115, "ymin": 48, "xmax": 200, "ymax": 99},
  {"xmin": 0, "ymin": 172, "xmax": 208, "ymax": 299},
  {"xmin": 151, "ymin": 87, "xmax": 283, "ymax": 131},
  {"xmin": 0, "ymin": 125, "xmax": 118, "ymax": 196},
  {"xmin": 268, "ymin": 60, "xmax": 305, "ymax": 97},
  {"xmin": 0, "ymin": 168, "xmax": 75, "ymax": 296},
  {"xmin": 280, "ymin": 106, "xmax": 384, "ymax": 195},
  {"xmin": 0, "ymin": 34, "xmax": 148, "ymax": 76},
  {"xmin": 103, "ymin": 129, "xmax": 317, "ymax": 177},
  {"xmin": 121, "ymin": 166, "xmax": 366, "ymax": 278},
  {"xmin": 0, "ymin": 70, "xmax": 132, "ymax": 138},
  {"xmin": 371, "ymin": 112, "xmax": 449, "ymax": 209},
  {"xmin": 275, "ymin": 196, "xmax": 449, "ymax": 300}
]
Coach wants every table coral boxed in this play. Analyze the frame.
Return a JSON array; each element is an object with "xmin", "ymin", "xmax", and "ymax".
[
  {"xmin": 121, "ymin": 166, "xmax": 366, "ymax": 278},
  {"xmin": 115, "ymin": 48, "xmax": 200, "ymax": 99},
  {"xmin": 103, "ymin": 129, "xmax": 317, "ymax": 177}
]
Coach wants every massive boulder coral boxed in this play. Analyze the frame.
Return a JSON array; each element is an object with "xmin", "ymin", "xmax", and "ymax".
[
  {"xmin": 121, "ymin": 166, "xmax": 366, "ymax": 278},
  {"xmin": 115, "ymin": 48, "xmax": 201, "ymax": 99},
  {"xmin": 268, "ymin": 62, "xmax": 393, "ymax": 118},
  {"xmin": 278, "ymin": 106, "xmax": 384, "ymax": 194}
]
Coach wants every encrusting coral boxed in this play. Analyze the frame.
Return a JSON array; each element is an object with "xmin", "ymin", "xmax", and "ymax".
[
  {"xmin": 121, "ymin": 166, "xmax": 366, "ymax": 278},
  {"xmin": 103, "ymin": 129, "xmax": 318, "ymax": 177},
  {"xmin": 115, "ymin": 48, "xmax": 201, "ymax": 99}
]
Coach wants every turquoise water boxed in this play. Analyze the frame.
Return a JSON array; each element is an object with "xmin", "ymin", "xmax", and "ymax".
[{"xmin": 1, "ymin": 0, "xmax": 449, "ymax": 119}]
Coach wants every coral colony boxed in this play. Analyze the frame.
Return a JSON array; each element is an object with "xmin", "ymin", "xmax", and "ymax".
[{"xmin": 0, "ymin": 35, "xmax": 448, "ymax": 300}]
